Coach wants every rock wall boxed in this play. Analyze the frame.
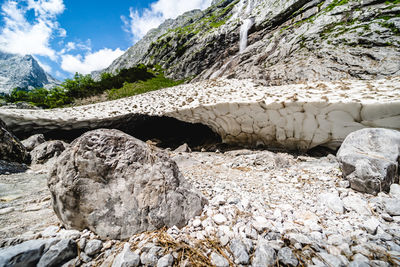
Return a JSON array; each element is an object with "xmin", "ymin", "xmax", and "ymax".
[{"xmin": 0, "ymin": 78, "xmax": 399, "ymax": 150}]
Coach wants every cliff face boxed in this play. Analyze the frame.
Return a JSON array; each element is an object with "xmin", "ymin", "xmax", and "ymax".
[
  {"xmin": 0, "ymin": 51, "xmax": 59, "ymax": 94},
  {"xmin": 99, "ymin": 0, "xmax": 400, "ymax": 85}
]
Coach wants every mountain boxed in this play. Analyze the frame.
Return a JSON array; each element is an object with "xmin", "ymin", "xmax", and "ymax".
[
  {"xmin": 0, "ymin": 51, "xmax": 59, "ymax": 94},
  {"xmin": 98, "ymin": 0, "xmax": 400, "ymax": 85}
]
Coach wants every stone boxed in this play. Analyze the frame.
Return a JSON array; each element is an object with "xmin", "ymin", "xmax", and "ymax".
[
  {"xmin": 21, "ymin": 134, "xmax": 46, "ymax": 152},
  {"xmin": 252, "ymin": 241, "xmax": 276, "ymax": 267},
  {"xmin": 157, "ymin": 254, "xmax": 174, "ymax": 267},
  {"xmin": 0, "ymin": 238, "xmax": 58, "ymax": 267},
  {"xmin": 389, "ymin": 184, "xmax": 400, "ymax": 199},
  {"xmin": 0, "ymin": 207, "xmax": 14, "ymax": 215},
  {"xmin": 140, "ymin": 246, "xmax": 162, "ymax": 266},
  {"xmin": 278, "ymin": 247, "xmax": 298, "ymax": 267},
  {"xmin": 31, "ymin": 140, "xmax": 67, "ymax": 165},
  {"xmin": 318, "ymin": 252, "xmax": 346, "ymax": 267},
  {"xmin": 0, "ymin": 160, "xmax": 27, "ymax": 175},
  {"xmin": 229, "ymin": 239, "xmax": 249, "ymax": 265},
  {"xmin": 112, "ymin": 243, "xmax": 140, "ymax": 267},
  {"xmin": 84, "ymin": 239, "xmax": 103, "ymax": 256},
  {"xmin": 363, "ymin": 217, "xmax": 380, "ymax": 235},
  {"xmin": 213, "ymin": 214, "xmax": 227, "ymax": 225},
  {"xmin": 319, "ymin": 192, "xmax": 344, "ymax": 214},
  {"xmin": 342, "ymin": 195, "xmax": 371, "ymax": 215},
  {"xmin": 210, "ymin": 252, "xmax": 229, "ymax": 267},
  {"xmin": 383, "ymin": 198, "xmax": 400, "ymax": 216},
  {"xmin": 337, "ymin": 128, "xmax": 400, "ymax": 195},
  {"xmin": 252, "ymin": 216, "xmax": 270, "ymax": 233},
  {"xmin": 48, "ymin": 129, "xmax": 206, "ymax": 240},
  {"xmin": 174, "ymin": 143, "xmax": 191, "ymax": 153},
  {"xmin": 37, "ymin": 239, "xmax": 77, "ymax": 267},
  {"xmin": 41, "ymin": 226, "xmax": 60, "ymax": 238},
  {"xmin": 0, "ymin": 118, "xmax": 28, "ymax": 164}
]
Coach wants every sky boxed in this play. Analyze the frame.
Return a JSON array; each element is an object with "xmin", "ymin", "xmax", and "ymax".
[{"xmin": 0, "ymin": 0, "xmax": 212, "ymax": 80}]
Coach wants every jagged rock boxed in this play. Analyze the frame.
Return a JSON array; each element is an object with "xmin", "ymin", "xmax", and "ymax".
[
  {"xmin": 0, "ymin": 118, "xmax": 28, "ymax": 164},
  {"xmin": 84, "ymin": 239, "xmax": 103, "ymax": 256},
  {"xmin": 0, "ymin": 51, "xmax": 59, "ymax": 94},
  {"xmin": 37, "ymin": 239, "xmax": 77, "ymax": 267},
  {"xmin": 230, "ymin": 239, "xmax": 249, "ymax": 264},
  {"xmin": 174, "ymin": 143, "xmax": 191, "ymax": 153},
  {"xmin": 112, "ymin": 243, "xmax": 140, "ymax": 267},
  {"xmin": 252, "ymin": 240, "xmax": 276, "ymax": 267},
  {"xmin": 157, "ymin": 254, "xmax": 174, "ymax": 267},
  {"xmin": 0, "ymin": 238, "xmax": 59, "ymax": 267},
  {"xmin": 210, "ymin": 252, "xmax": 229, "ymax": 267},
  {"xmin": 278, "ymin": 247, "xmax": 298, "ymax": 267},
  {"xmin": 337, "ymin": 128, "xmax": 400, "ymax": 195},
  {"xmin": 30, "ymin": 140, "xmax": 67, "ymax": 165},
  {"xmin": 48, "ymin": 129, "xmax": 207, "ymax": 240},
  {"xmin": 22, "ymin": 134, "xmax": 46, "ymax": 152},
  {"xmin": 97, "ymin": 0, "xmax": 400, "ymax": 85}
]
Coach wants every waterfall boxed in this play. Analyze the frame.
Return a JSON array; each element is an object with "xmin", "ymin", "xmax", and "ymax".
[{"xmin": 239, "ymin": 0, "xmax": 253, "ymax": 53}]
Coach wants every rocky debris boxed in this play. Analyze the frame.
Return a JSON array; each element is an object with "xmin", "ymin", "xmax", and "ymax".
[
  {"xmin": 30, "ymin": 140, "xmax": 67, "ymax": 165},
  {"xmin": 0, "ymin": 118, "xmax": 28, "ymax": 164},
  {"xmin": 85, "ymin": 239, "xmax": 103, "ymax": 256},
  {"xmin": 22, "ymin": 134, "xmax": 46, "ymax": 152},
  {"xmin": 2, "ymin": 148, "xmax": 400, "ymax": 266},
  {"xmin": 337, "ymin": 128, "xmax": 400, "ymax": 195},
  {"xmin": 2, "ymin": 78, "xmax": 399, "ymax": 150},
  {"xmin": 49, "ymin": 129, "xmax": 206, "ymax": 240},
  {"xmin": 0, "ymin": 51, "xmax": 58, "ymax": 94},
  {"xmin": 174, "ymin": 143, "xmax": 191, "ymax": 153}
]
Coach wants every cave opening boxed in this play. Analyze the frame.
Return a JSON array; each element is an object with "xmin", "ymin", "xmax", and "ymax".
[{"xmin": 33, "ymin": 114, "xmax": 222, "ymax": 151}]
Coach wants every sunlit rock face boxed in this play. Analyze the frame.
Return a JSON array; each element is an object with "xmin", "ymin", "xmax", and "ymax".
[
  {"xmin": 0, "ymin": 51, "xmax": 59, "ymax": 94},
  {"xmin": 1, "ymin": 78, "xmax": 399, "ymax": 150},
  {"xmin": 96, "ymin": 0, "xmax": 400, "ymax": 85}
]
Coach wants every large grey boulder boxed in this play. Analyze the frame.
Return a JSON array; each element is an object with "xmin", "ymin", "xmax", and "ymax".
[
  {"xmin": 337, "ymin": 128, "xmax": 400, "ymax": 195},
  {"xmin": 48, "ymin": 129, "xmax": 207, "ymax": 240},
  {"xmin": 37, "ymin": 239, "xmax": 77, "ymax": 267},
  {"xmin": 22, "ymin": 134, "xmax": 46, "ymax": 152},
  {"xmin": 31, "ymin": 140, "xmax": 67, "ymax": 165},
  {"xmin": 0, "ymin": 118, "xmax": 28, "ymax": 164}
]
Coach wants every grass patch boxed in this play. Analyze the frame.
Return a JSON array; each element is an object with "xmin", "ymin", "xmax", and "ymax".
[{"xmin": 107, "ymin": 74, "xmax": 184, "ymax": 100}]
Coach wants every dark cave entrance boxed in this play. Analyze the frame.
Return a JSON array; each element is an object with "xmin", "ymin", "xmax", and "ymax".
[{"xmin": 35, "ymin": 114, "xmax": 222, "ymax": 151}]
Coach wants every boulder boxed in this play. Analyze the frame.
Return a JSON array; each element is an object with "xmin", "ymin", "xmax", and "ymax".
[
  {"xmin": 37, "ymin": 239, "xmax": 77, "ymax": 267},
  {"xmin": 48, "ymin": 129, "xmax": 207, "ymax": 240},
  {"xmin": 337, "ymin": 128, "xmax": 400, "ymax": 195},
  {"xmin": 0, "ymin": 160, "xmax": 27, "ymax": 175},
  {"xmin": 0, "ymin": 118, "xmax": 28, "ymax": 163},
  {"xmin": 22, "ymin": 134, "xmax": 46, "ymax": 152},
  {"xmin": 31, "ymin": 140, "xmax": 67, "ymax": 165}
]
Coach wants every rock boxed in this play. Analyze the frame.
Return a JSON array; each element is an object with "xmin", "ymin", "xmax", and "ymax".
[
  {"xmin": 318, "ymin": 252, "xmax": 346, "ymax": 267},
  {"xmin": 210, "ymin": 252, "xmax": 229, "ymax": 267},
  {"xmin": 0, "ymin": 238, "xmax": 58, "ymax": 267},
  {"xmin": 48, "ymin": 129, "xmax": 206, "ymax": 240},
  {"xmin": 383, "ymin": 198, "xmax": 400, "ymax": 216},
  {"xmin": 56, "ymin": 230, "xmax": 81, "ymax": 240},
  {"xmin": 157, "ymin": 254, "xmax": 174, "ymax": 267},
  {"xmin": 31, "ymin": 140, "xmax": 67, "ymax": 165},
  {"xmin": 252, "ymin": 216, "xmax": 270, "ymax": 233},
  {"xmin": 337, "ymin": 128, "xmax": 400, "ymax": 195},
  {"xmin": 278, "ymin": 247, "xmax": 298, "ymax": 267},
  {"xmin": 0, "ymin": 207, "xmax": 14, "ymax": 215},
  {"xmin": 37, "ymin": 239, "xmax": 77, "ymax": 267},
  {"xmin": 363, "ymin": 217, "xmax": 380, "ymax": 235},
  {"xmin": 229, "ymin": 239, "xmax": 249, "ymax": 265},
  {"xmin": 174, "ymin": 143, "xmax": 191, "ymax": 153},
  {"xmin": 21, "ymin": 134, "xmax": 46, "ymax": 152},
  {"xmin": 389, "ymin": 184, "xmax": 400, "ymax": 199},
  {"xmin": 41, "ymin": 226, "xmax": 60, "ymax": 238},
  {"xmin": 84, "ymin": 239, "xmax": 103, "ymax": 256},
  {"xmin": 112, "ymin": 243, "xmax": 140, "ymax": 267},
  {"xmin": 342, "ymin": 196, "xmax": 371, "ymax": 215},
  {"xmin": 252, "ymin": 241, "xmax": 276, "ymax": 267},
  {"xmin": 140, "ymin": 246, "xmax": 162, "ymax": 266},
  {"xmin": 0, "ymin": 118, "xmax": 28, "ymax": 164},
  {"xmin": 319, "ymin": 192, "xmax": 344, "ymax": 214},
  {"xmin": 213, "ymin": 214, "xmax": 227, "ymax": 225},
  {"xmin": 0, "ymin": 160, "xmax": 28, "ymax": 175}
]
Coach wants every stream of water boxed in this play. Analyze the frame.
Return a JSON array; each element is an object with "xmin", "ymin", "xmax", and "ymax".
[{"xmin": 239, "ymin": 0, "xmax": 254, "ymax": 53}]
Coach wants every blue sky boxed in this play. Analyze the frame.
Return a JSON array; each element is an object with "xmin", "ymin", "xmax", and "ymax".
[{"xmin": 0, "ymin": 0, "xmax": 212, "ymax": 80}]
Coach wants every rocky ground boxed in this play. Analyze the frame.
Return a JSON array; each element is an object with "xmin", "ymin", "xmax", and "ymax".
[{"xmin": 1, "ymin": 147, "xmax": 399, "ymax": 266}]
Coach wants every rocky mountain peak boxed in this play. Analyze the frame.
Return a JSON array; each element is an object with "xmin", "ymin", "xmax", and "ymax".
[{"xmin": 0, "ymin": 51, "xmax": 59, "ymax": 94}]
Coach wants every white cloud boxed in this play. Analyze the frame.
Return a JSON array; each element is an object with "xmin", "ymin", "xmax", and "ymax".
[
  {"xmin": 61, "ymin": 48, "xmax": 125, "ymax": 74},
  {"xmin": 34, "ymin": 56, "xmax": 52, "ymax": 73},
  {"xmin": 0, "ymin": 0, "xmax": 65, "ymax": 60},
  {"xmin": 122, "ymin": 0, "xmax": 212, "ymax": 43}
]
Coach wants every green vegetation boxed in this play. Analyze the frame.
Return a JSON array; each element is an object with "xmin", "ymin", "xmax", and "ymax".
[
  {"xmin": 108, "ymin": 75, "xmax": 184, "ymax": 100},
  {"xmin": 3, "ymin": 65, "xmax": 182, "ymax": 109}
]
